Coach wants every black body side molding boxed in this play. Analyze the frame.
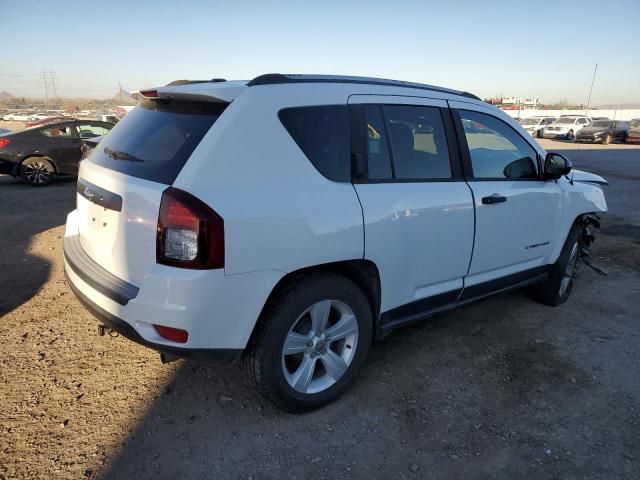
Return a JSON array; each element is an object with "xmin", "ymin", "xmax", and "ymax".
[{"xmin": 377, "ymin": 266, "xmax": 550, "ymax": 339}]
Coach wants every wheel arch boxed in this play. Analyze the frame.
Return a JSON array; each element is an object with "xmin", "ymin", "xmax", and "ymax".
[
  {"xmin": 246, "ymin": 259, "xmax": 382, "ymax": 350},
  {"xmin": 20, "ymin": 154, "xmax": 58, "ymax": 173},
  {"xmin": 548, "ymin": 212, "xmax": 599, "ymax": 265}
]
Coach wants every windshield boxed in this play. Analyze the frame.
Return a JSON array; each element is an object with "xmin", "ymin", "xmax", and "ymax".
[
  {"xmin": 557, "ymin": 118, "xmax": 577, "ymax": 124},
  {"xmin": 629, "ymin": 119, "xmax": 640, "ymax": 128},
  {"xmin": 89, "ymin": 100, "xmax": 225, "ymax": 184},
  {"xmin": 591, "ymin": 121, "xmax": 613, "ymax": 128}
]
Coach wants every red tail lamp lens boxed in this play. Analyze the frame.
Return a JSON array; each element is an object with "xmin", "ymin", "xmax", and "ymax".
[
  {"xmin": 154, "ymin": 325, "xmax": 188, "ymax": 343},
  {"xmin": 157, "ymin": 187, "xmax": 224, "ymax": 269}
]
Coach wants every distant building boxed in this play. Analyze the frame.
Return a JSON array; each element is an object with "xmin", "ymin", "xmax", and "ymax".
[{"xmin": 484, "ymin": 96, "xmax": 541, "ymax": 110}]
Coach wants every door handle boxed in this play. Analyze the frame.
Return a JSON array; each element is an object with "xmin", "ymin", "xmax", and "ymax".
[{"xmin": 482, "ymin": 194, "xmax": 507, "ymax": 205}]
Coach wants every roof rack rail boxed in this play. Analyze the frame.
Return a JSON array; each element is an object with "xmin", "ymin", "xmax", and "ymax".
[
  {"xmin": 247, "ymin": 73, "xmax": 481, "ymax": 101},
  {"xmin": 165, "ymin": 78, "xmax": 227, "ymax": 86}
]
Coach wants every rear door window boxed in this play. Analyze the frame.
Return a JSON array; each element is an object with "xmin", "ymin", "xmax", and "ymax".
[
  {"xmin": 279, "ymin": 105, "xmax": 350, "ymax": 182},
  {"xmin": 363, "ymin": 105, "xmax": 393, "ymax": 180},
  {"xmin": 89, "ymin": 100, "xmax": 225, "ymax": 184},
  {"xmin": 383, "ymin": 105, "xmax": 452, "ymax": 180}
]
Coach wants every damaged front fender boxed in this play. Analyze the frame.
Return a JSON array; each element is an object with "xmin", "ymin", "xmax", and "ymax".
[{"xmin": 571, "ymin": 169, "xmax": 608, "ymax": 186}]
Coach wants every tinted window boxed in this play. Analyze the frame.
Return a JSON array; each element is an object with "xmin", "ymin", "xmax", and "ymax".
[
  {"xmin": 40, "ymin": 125, "xmax": 75, "ymax": 138},
  {"xmin": 90, "ymin": 100, "xmax": 224, "ymax": 184},
  {"xmin": 383, "ymin": 105, "xmax": 451, "ymax": 179},
  {"xmin": 76, "ymin": 123, "xmax": 112, "ymax": 138},
  {"xmin": 363, "ymin": 105, "xmax": 392, "ymax": 180},
  {"xmin": 459, "ymin": 110, "xmax": 538, "ymax": 179},
  {"xmin": 279, "ymin": 105, "xmax": 350, "ymax": 182}
]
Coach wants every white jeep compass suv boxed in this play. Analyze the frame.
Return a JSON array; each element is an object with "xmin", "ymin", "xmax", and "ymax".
[{"xmin": 64, "ymin": 74, "xmax": 608, "ymax": 412}]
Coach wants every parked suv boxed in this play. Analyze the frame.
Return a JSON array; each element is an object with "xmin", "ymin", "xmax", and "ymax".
[
  {"xmin": 518, "ymin": 116, "xmax": 556, "ymax": 138},
  {"xmin": 543, "ymin": 116, "xmax": 592, "ymax": 140},
  {"xmin": 64, "ymin": 74, "xmax": 608, "ymax": 412}
]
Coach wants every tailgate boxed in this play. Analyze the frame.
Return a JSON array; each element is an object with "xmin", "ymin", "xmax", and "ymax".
[{"xmin": 76, "ymin": 160, "xmax": 165, "ymax": 286}]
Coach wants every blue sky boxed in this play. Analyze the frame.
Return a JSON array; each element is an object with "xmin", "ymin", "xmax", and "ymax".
[{"xmin": 1, "ymin": 0, "xmax": 639, "ymax": 104}]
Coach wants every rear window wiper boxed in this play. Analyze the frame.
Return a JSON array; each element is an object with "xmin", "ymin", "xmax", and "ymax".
[{"xmin": 104, "ymin": 147, "xmax": 144, "ymax": 163}]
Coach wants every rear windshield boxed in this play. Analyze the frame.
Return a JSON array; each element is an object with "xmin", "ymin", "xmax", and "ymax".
[{"xmin": 89, "ymin": 99, "xmax": 225, "ymax": 184}]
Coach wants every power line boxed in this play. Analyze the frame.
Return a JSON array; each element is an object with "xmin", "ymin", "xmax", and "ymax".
[{"xmin": 585, "ymin": 63, "xmax": 598, "ymax": 114}]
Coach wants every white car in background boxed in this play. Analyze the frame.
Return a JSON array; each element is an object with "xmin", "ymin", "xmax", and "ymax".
[
  {"xmin": 29, "ymin": 113, "xmax": 52, "ymax": 121},
  {"xmin": 543, "ymin": 116, "xmax": 592, "ymax": 140},
  {"xmin": 519, "ymin": 116, "xmax": 556, "ymax": 138},
  {"xmin": 2, "ymin": 112, "xmax": 33, "ymax": 122}
]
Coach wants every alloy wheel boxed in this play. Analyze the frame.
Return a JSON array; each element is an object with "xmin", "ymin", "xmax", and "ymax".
[
  {"xmin": 559, "ymin": 241, "xmax": 579, "ymax": 297},
  {"xmin": 281, "ymin": 300, "xmax": 359, "ymax": 394},
  {"xmin": 24, "ymin": 161, "xmax": 51, "ymax": 184}
]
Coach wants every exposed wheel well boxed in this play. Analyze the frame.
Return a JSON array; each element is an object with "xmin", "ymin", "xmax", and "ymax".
[
  {"xmin": 247, "ymin": 259, "xmax": 381, "ymax": 349},
  {"xmin": 20, "ymin": 155, "xmax": 57, "ymax": 174}
]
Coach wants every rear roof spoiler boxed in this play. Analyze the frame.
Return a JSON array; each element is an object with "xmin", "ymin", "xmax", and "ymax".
[{"xmin": 138, "ymin": 80, "xmax": 247, "ymax": 104}]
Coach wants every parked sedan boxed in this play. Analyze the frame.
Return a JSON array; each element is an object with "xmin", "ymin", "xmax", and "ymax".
[
  {"xmin": 0, "ymin": 120, "xmax": 114, "ymax": 185},
  {"xmin": 575, "ymin": 120, "xmax": 630, "ymax": 144},
  {"xmin": 2, "ymin": 112, "xmax": 33, "ymax": 122},
  {"xmin": 626, "ymin": 119, "xmax": 640, "ymax": 144},
  {"xmin": 518, "ymin": 116, "xmax": 556, "ymax": 138}
]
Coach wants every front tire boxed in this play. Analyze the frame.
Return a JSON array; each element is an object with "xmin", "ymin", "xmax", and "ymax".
[
  {"xmin": 602, "ymin": 134, "xmax": 611, "ymax": 145},
  {"xmin": 245, "ymin": 273, "xmax": 373, "ymax": 413},
  {"xmin": 567, "ymin": 130, "xmax": 575, "ymax": 141},
  {"xmin": 532, "ymin": 224, "xmax": 582, "ymax": 306},
  {"xmin": 20, "ymin": 157, "xmax": 55, "ymax": 186}
]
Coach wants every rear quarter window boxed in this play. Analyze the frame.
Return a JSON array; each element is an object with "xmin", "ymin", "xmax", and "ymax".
[
  {"xmin": 89, "ymin": 100, "xmax": 225, "ymax": 185},
  {"xmin": 278, "ymin": 105, "xmax": 350, "ymax": 182}
]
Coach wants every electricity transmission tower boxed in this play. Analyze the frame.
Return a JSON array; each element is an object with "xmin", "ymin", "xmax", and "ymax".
[{"xmin": 40, "ymin": 71, "xmax": 58, "ymax": 104}]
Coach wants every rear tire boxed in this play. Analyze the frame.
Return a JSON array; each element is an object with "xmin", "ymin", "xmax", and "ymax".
[
  {"xmin": 532, "ymin": 224, "xmax": 582, "ymax": 306},
  {"xmin": 244, "ymin": 273, "xmax": 373, "ymax": 413},
  {"xmin": 20, "ymin": 157, "xmax": 55, "ymax": 186}
]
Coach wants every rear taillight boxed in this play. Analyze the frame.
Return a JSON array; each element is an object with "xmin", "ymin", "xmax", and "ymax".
[
  {"xmin": 156, "ymin": 187, "xmax": 224, "ymax": 269},
  {"xmin": 0, "ymin": 139, "xmax": 10, "ymax": 149}
]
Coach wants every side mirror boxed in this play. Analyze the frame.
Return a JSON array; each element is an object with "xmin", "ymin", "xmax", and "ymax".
[{"xmin": 544, "ymin": 152, "xmax": 573, "ymax": 180}]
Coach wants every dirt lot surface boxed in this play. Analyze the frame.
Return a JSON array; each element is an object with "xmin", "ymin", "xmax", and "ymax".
[{"xmin": 1, "ymin": 141, "xmax": 639, "ymax": 479}]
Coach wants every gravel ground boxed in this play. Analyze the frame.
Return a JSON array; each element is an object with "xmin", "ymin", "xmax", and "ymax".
[{"xmin": 0, "ymin": 142, "xmax": 639, "ymax": 479}]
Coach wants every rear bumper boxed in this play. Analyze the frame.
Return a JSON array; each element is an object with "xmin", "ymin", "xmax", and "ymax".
[
  {"xmin": 542, "ymin": 131, "xmax": 568, "ymax": 138},
  {"xmin": 64, "ymin": 209, "xmax": 283, "ymax": 355},
  {"xmin": 65, "ymin": 272, "xmax": 243, "ymax": 364}
]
